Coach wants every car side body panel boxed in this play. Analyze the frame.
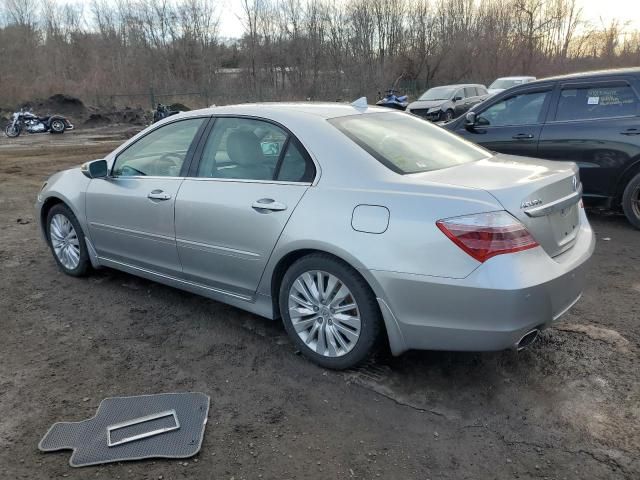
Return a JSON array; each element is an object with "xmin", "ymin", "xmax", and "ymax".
[{"xmin": 446, "ymin": 69, "xmax": 640, "ymax": 208}]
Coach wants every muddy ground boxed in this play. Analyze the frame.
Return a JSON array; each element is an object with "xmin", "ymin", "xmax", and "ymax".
[{"xmin": 0, "ymin": 128, "xmax": 638, "ymax": 479}]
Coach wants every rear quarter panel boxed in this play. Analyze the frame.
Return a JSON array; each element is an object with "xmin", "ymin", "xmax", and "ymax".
[{"xmin": 257, "ymin": 180, "xmax": 504, "ymax": 300}]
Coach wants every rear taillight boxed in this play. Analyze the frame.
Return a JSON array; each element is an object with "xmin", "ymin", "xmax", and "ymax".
[{"xmin": 436, "ymin": 211, "xmax": 538, "ymax": 263}]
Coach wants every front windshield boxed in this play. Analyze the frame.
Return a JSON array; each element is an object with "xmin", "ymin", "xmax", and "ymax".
[
  {"xmin": 329, "ymin": 112, "xmax": 490, "ymax": 174},
  {"xmin": 419, "ymin": 87, "xmax": 456, "ymax": 101},
  {"xmin": 489, "ymin": 79, "xmax": 525, "ymax": 90}
]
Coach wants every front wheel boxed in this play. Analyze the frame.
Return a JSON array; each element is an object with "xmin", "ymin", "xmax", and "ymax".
[
  {"xmin": 279, "ymin": 254, "xmax": 382, "ymax": 369},
  {"xmin": 50, "ymin": 119, "xmax": 66, "ymax": 134},
  {"xmin": 622, "ymin": 172, "xmax": 640, "ymax": 230},
  {"xmin": 46, "ymin": 204, "xmax": 90, "ymax": 276},
  {"xmin": 4, "ymin": 125, "xmax": 20, "ymax": 137},
  {"xmin": 442, "ymin": 109, "xmax": 454, "ymax": 122}
]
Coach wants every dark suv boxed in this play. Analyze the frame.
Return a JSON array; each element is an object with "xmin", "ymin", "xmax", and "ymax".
[
  {"xmin": 445, "ymin": 68, "xmax": 640, "ymax": 228},
  {"xmin": 407, "ymin": 84, "xmax": 489, "ymax": 122}
]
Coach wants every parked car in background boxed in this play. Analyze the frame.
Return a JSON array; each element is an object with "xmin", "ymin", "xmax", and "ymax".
[
  {"xmin": 37, "ymin": 103, "xmax": 594, "ymax": 369},
  {"xmin": 445, "ymin": 67, "xmax": 640, "ymax": 228},
  {"xmin": 488, "ymin": 76, "xmax": 536, "ymax": 95},
  {"xmin": 407, "ymin": 84, "xmax": 489, "ymax": 122}
]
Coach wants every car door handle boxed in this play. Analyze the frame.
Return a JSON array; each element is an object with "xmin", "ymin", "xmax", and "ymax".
[
  {"xmin": 620, "ymin": 128, "xmax": 640, "ymax": 136},
  {"xmin": 512, "ymin": 133, "xmax": 534, "ymax": 140},
  {"xmin": 252, "ymin": 198, "xmax": 287, "ymax": 212},
  {"xmin": 147, "ymin": 190, "xmax": 172, "ymax": 200}
]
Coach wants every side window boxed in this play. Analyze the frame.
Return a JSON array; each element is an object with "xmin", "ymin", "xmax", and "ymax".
[
  {"xmin": 477, "ymin": 86, "xmax": 488, "ymax": 96},
  {"xmin": 276, "ymin": 139, "xmax": 316, "ymax": 182},
  {"xmin": 477, "ymin": 91, "xmax": 550, "ymax": 127},
  {"xmin": 556, "ymin": 84, "xmax": 639, "ymax": 121},
  {"xmin": 464, "ymin": 87, "xmax": 476, "ymax": 98},
  {"xmin": 454, "ymin": 89, "xmax": 464, "ymax": 100},
  {"xmin": 197, "ymin": 117, "xmax": 287, "ymax": 180},
  {"xmin": 113, "ymin": 118, "xmax": 205, "ymax": 177}
]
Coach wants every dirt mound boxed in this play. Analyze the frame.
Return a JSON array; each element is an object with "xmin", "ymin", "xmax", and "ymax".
[
  {"xmin": 22, "ymin": 94, "xmax": 87, "ymax": 117},
  {"xmin": 83, "ymin": 107, "xmax": 148, "ymax": 128},
  {"xmin": 169, "ymin": 102, "xmax": 190, "ymax": 111}
]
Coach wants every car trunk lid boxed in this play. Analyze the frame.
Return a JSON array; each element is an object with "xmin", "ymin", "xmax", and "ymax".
[{"xmin": 413, "ymin": 155, "xmax": 582, "ymax": 257}]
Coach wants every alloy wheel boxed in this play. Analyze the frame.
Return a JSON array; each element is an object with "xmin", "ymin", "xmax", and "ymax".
[
  {"xmin": 50, "ymin": 213, "xmax": 81, "ymax": 270},
  {"xmin": 632, "ymin": 185, "xmax": 640, "ymax": 220},
  {"xmin": 51, "ymin": 120, "xmax": 65, "ymax": 132},
  {"xmin": 288, "ymin": 270, "xmax": 361, "ymax": 357}
]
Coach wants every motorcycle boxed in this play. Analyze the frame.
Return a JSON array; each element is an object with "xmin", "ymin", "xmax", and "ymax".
[
  {"xmin": 152, "ymin": 103, "xmax": 180, "ymax": 123},
  {"xmin": 4, "ymin": 108, "xmax": 74, "ymax": 138},
  {"xmin": 376, "ymin": 89, "xmax": 409, "ymax": 110}
]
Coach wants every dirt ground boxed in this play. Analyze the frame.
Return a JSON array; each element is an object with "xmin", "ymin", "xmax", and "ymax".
[{"xmin": 1, "ymin": 128, "xmax": 639, "ymax": 479}]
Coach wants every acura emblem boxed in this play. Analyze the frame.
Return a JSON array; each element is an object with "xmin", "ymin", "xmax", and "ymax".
[
  {"xmin": 572, "ymin": 176, "xmax": 578, "ymax": 192},
  {"xmin": 521, "ymin": 198, "xmax": 542, "ymax": 209}
]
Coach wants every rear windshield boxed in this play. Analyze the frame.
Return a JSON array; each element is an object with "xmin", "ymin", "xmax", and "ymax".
[{"xmin": 328, "ymin": 112, "xmax": 490, "ymax": 174}]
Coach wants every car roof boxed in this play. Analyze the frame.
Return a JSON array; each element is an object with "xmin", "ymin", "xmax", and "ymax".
[
  {"xmin": 179, "ymin": 102, "xmax": 393, "ymax": 121},
  {"xmin": 494, "ymin": 76, "xmax": 535, "ymax": 80},
  {"xmin": 429, "ymin": 84, "xmax": 484, "ymax": 88},
  {"xmin": 530, "ymin": 67, "xmax": 640, "ymax": 84}
]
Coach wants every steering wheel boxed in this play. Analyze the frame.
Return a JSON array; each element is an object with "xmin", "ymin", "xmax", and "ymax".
[
  {"xmin": 158, "ymin": 152, "xmax": 183, "ymax": 167},
  {"xmin": 157, "ymin": 153, "xmax": 183, "ymax": 175}
]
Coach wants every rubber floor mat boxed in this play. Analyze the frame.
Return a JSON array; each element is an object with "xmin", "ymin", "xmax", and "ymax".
[{"xmin": 39, "ymin": 392, "xmax": 209, "ymax": 467}]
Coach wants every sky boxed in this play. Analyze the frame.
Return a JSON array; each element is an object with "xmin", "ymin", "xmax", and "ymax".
[{"xmin": 217, "ymin": 0, "xmax": 640, "ymax": 38}]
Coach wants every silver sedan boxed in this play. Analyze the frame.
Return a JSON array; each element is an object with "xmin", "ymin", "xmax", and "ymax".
[{"xmin": 36, "ymin": 103, "xmax": 595, "ymax": 369}]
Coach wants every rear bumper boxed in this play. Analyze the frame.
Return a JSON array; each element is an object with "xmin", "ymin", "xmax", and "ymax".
[{"xmin": 371, "ymin": 210, "xmax": 595, "ymax": 355}]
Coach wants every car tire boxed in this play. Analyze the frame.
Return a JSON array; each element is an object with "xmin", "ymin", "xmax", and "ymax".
[
  {"xmin": 443, "ymin": 109, "xmax": 454, "ymax": 121},
  {"xmin": 279, "ymin": 253, "xmax": 382, "ymax": 370},
  {"xmin": 46, "ymin": 203, "xmax": 90, "ymax": 276},
  {"xmin": 622, "ymin": 172, "xmax": 640, "ymax": 230},
  {"xmin": 50, "ymin": 119, "xmax": 65, "ymax": 134}
]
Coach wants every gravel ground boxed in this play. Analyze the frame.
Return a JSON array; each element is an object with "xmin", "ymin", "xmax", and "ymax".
[{"xmin": 1, "ymin": 129, "xmax": 639, "ymax": 479}]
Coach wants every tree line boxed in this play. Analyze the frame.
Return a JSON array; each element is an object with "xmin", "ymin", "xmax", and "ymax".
[{"xmin": 0, "ymin": 0, "xmax": 639, "ymax": 108}]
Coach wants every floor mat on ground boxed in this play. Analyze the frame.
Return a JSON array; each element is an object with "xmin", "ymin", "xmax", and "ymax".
[{"xmin": 38, "ymin": 392, "xmax": 210, "ymax": 467}]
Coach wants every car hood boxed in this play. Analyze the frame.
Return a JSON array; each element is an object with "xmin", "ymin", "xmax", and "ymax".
[
  {"xmin": 407, "ymin": 100, "xmax": 446, "ymax": 110},
  {"xmin": 410, "ymin": 154, "xmax": 583, "ymax": 257}
]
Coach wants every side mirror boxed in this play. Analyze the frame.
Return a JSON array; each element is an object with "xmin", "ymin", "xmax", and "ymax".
[
  {"xmin": 81, "ymin": 159, "xmax": 108, "ymax": 179},
  {"xmin": 464, "ymin": 111, "xmax": 477, "ymax": 126},
  {"xmin": 453, "ymin": 96, "xmax": 463, "ymax": 102}
]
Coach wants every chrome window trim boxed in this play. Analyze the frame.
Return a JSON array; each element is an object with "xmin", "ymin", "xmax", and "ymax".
[
  {"xmin": 107, "ymin": 175, "xmax": 312, "ymax": 187},
  {"xmin": 184, "ymin": 177, "xmax": 313, "ymax": 186}
]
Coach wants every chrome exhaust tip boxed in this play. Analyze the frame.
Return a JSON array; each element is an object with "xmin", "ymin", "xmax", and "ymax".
[{"xmin": 517, "ymin": 329, "xmax": 539, "ymax": 351}]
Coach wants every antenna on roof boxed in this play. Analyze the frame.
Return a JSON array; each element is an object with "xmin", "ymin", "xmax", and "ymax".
[{"xmin": 351, "ymin": 97, "xmax": 367, "ymax": 109}]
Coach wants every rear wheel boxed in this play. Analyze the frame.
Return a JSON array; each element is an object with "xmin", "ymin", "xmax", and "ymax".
[
  {"xmin": 622, "ymin": 172, "xmax": 640, "ymax": 230},
  {"xmin": 50, "ymin": 119, "xmax": 65, "ymax": 134},
  {"xmin": 279, "ymin": 254, "xmax": 382, "ymax": 369},
  {"xmin": 46, "ymin": 204, "xmax": 90, "ymax": 276}
]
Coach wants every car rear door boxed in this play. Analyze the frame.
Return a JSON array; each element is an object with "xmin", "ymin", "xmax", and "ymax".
[
  {"xmin": 453, "ymin": 85, "xmax": 554, "ymax": 158},
  {"xmin": 537, "ymin": 77, "xmax": 640, "ymax": 200},
  {"xmin": 86, "ymin": 117, "xmax": 208, "ymax": 276},
  {"xmin": 464, "ymin": 87, "xmax": 480, "ymax": 111},
  {"xmin": 174, "ymin": 116, "xmax": 317, "ymax": 299}
]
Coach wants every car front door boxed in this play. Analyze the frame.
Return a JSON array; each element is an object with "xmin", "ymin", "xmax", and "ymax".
[
  {"xmin": 86, "ymin": 117, "xmax": 208, "ymax": 275},
  {"xmin": 452, "ymin": 88, "xmax": 467, "ymax": 117},
  {"xmin": 174, "ymin": 116, "xmax": 317, "ymax": 299},
  {"xmin": 454, "ymin": 87, "xmax": 553, "ymax": 158},
  {"xmin": 538, "ymin": 78, "xmax": 640, "ymax": 200}
]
